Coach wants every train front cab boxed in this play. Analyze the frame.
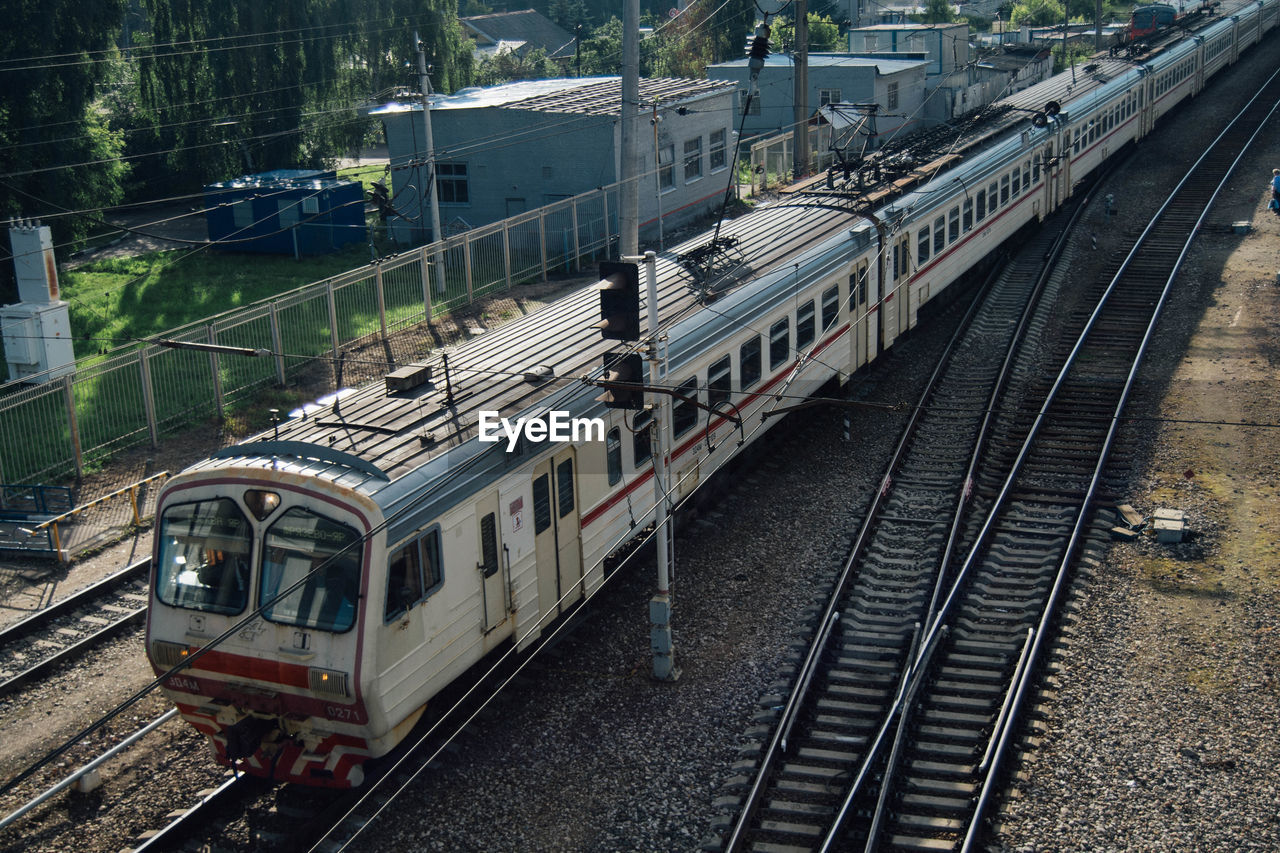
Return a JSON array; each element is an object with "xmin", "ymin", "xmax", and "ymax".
[{"xmin": 147, "ymin": 472, "xmax": 384, "ymax": 788}]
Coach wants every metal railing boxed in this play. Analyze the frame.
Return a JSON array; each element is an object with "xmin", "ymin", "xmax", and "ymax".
[
  {"xmin": 0, "ymin": 183, "xmax": 622, "ymax": 485},
  {"xmin": 746, "ymin": 124, "xmax": 835, "ymax": 194},
  {"xmin": 28, "ymin": 471, "xmax": 169, "ymax": 560}
]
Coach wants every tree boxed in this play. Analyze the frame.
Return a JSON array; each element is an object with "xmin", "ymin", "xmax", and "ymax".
[
  {"xmin": 130, "ymin": 1, "xmax": 473, "ymax": 196},
  {"xmin": 923, "ymin": 0, "xmax": 957, "ymax": 24},
  {"xmin": 0, "ymin": 0, "xmax": 130, "ymax": 246},
  {"xmin": 475, "ymin": 48, "xmax": 562, "ymax": 86},
  {"xmin": 1010, "ymin": 0, "xmax": 1066, "ymax": 26},
  {"xmin": 775, "ymin": 13, "xmax": 844, "ymax": 53}
]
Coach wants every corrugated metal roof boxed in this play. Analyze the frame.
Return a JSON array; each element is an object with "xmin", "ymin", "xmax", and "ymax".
[
  {"xmin": 369, "ymin": 77, "xmax": 734, "ymax": 117},
  {"xmin": 460, "ymin": 9, "xmax": 577, "ymax": 60},
  {"xmin": 709, "ymin": 53, "xmax": 930, "ymax": 73}
]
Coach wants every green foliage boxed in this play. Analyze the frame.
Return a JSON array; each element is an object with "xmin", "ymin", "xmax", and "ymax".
[
  {"xmin": 130, "ymin": 1, "xmax": 474, "ymax": 197},
  {"xmin": 923, "ymin": 0, "xmax": 957, "ymax": 23},
  {"xmin": 1010, "ymin": 0, "xmax": 1067, "ymax": 26},
  {"xmin": 475, "ymin": 48, "xmax": 562, "ymax": 86},
  {"xmin": 774, "ymin": 13, "xmax": 844, "ymax": 53},
  {"xmin": 0, "ymin": 0, "xmax": 130, "ymax": 246},
  {"xmin": 62, "ymin": 243, "xmax": 377, "ymax": 359}
]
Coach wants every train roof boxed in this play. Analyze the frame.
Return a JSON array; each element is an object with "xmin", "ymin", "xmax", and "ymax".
[{"xmin": 188, "ymin": 41, "xmax": 1199, "ymax": 501}]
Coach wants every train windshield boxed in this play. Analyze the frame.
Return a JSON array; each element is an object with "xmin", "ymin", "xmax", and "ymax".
[
  {"xmin": 155, "ymin": 498, "xmax": 253, "ymax": 615},
  {"xmin": 259, "ymin": 507, "xmax": 362, "ymax": 633}
]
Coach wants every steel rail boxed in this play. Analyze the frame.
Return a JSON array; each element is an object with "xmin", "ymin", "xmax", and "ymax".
[
  {"xmin": 0, "ymin": 559, "xmax": 151, "ymax": 698},
  {"xmin": 959, "ymin": 71, "xmax": 1280, "ymax": 853},
  {"xmin": 721, "ymin": 257, "xmax": 1000, "ymax": 852}
]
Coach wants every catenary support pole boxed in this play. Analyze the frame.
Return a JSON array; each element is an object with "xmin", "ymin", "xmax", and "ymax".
[
  {"xmin": 620, "ymin": 0, "xmax": 640, "ymax": 256},
  {"xmin": 642, "ymin": 250, "xmax": 678, "ymax": 681},
  {"xmin": 414, "ymin": 31, "xmax": 447, "ymax": 294}
]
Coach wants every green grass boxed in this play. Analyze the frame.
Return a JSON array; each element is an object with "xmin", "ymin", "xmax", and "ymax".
[{"xmin": 62, "ymin": 242, "xmax": 381, "ymax": 359}]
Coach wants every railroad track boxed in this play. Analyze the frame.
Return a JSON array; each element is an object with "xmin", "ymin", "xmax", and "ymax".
[
  {"xmin": 0, "ymin": 559, "xmax": 151, "ymax": 697},
  {"xmin": 717, "ymin": 67, "xmax": 1280, "ymax": 853}
]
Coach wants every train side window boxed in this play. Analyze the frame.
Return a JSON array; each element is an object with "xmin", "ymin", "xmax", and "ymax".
[
  {"xmin": 948, "ymin": 206, "xmax": 959, "ymax": 243},
  {"xmin": 556, "ymin": 459, "xmax": 575, "ymax": 518},
  {"xmin": 479, "ymin": 514, "xmax": 499, "ymax": 578},
  {"xmin": 672, "ymin": 377, "xmax": 700, "ymax": 437},
  {"xmin": 821, "ymin": 286, "xmax": 839, "ymax": 329},
  {"xmin": 385, "ymin": 538, "xmax": 425, "ymax": 621},
  {"xmin": 1000, "ymin": 175, "xmax": 1010, "ymax": 206},
  {"xmin": 1023, "ymin": 162, "xmax": 1030, "ymax": 189},
  {"xmin": 606, "ymin": 428, "xmax": 622, "ymax": 485},
  {"xmin": 917, "ymin": 228, "xmax": 930, "ymax": 265},
  {"xmin": 533, "ymin": 475, "xmax": 552, "ymax": 534},
  {"xmin": 632, "ymin": 410, "xmax": 652, "ymax": 466},
  {"xmin": 975, "ymin": 189, "xmax": 986, "ymax": 221},
  {"xmin": 987, "ymin": 181, "xmax": 998, "ymax": 210},
  {"xmin": 421, "ymin": 529, "xmax": 443, "ymax": 593},
  {"xmin": 962, "ymin": 198, "xmax": 973, "ymax": 231},
  {"xmin": 740, "ymin": 336, "xmax": 762, "ymax": 389},
  {"xmin": 708, "ymin": 355, "xmax": 732, "ymax": 408},
  {"xmin": 770, "ymin": 318, "xmax": 789, "ymax": 369},
  {"xmin": 796, "ymin": 301, "xmax": 816, "ymax": 349},
  {"xmin": 857, "ymin": 265, "xmax": 868, "ymax": 305},
  {"xmin": 1011, "ymin": 166, "xmax": 1020, "ymax": 196},
  {"xmin": 933, "ymin": 215, "xmax": 945, "ymax": 254}
]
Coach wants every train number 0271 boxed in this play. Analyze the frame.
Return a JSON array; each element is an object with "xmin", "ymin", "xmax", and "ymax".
[{"xmin": 325, "ymin": 704, "xmax": 363, "ymax": 722}]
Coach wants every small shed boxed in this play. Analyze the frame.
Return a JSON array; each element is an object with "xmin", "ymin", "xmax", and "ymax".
[{"xmin": 203, "ymin": 169, "xmax": 366, "ymax": 256}]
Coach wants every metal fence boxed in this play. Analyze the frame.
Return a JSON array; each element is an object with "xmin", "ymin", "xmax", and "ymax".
[
  {"xmin": 746, "ymin": 124, "xmax": 835, "ymax": 194},
  {"xmin": 0, "ymin": 184, "xmax": 622, "ymax": 485}
]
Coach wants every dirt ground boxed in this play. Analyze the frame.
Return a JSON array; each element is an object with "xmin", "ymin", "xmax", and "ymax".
[{"xmin": 994, "ymin": 88, "xmax": 1280, "ymax": 850}]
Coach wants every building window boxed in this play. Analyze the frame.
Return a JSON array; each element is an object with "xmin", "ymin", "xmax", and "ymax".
[
  {"xmin": 659, "ymin": 144, "xmax": 675, "ymax": 190},
  {"xmin": 887, "ymin": 81, "xmax": 899, "ymax": 111},
  {"xmin": 684, "ymin": 137, "xmax": 702, "ymax": 182},
  {"xmin": 437, "ymin": 162, "xmax": 469, "ymax": 204},
  {"xmin": 709, "ymin": 129, "xmax": 727, "ymax": 171},
  {"xmin": 740, "ymin": 336, "xmax": 762, "ymax": 389},
  {"xmin": 606, "ymin": 428, "xmax": 622, "ymax": 486},
  {"xmin": 740, "ymin": 89, "xmax": 760, "ymax": 115},
  {"xmin": 819, "ymin": 88, "xmax": 842, "ymax": 106}
]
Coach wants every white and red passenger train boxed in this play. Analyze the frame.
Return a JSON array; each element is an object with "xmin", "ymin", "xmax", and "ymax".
[{"xmin": 146, "ymin": 0, "xmax": 1278, "ymax": 788}]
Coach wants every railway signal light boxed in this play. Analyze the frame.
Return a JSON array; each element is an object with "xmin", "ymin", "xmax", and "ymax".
[
  {"xmin": 596, "ymin": 260, "xmax": 640, "ymax": 341},
  {"xmin": 597, "ymin": 352, "xmax": 644, "ymax": 410}
]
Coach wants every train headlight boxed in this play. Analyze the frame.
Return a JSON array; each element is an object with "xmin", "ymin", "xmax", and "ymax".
[
  {"xmin": 243, "ymin": 489, "xmax": 281, "ymax": 520},
  {"xmin": 152, "ymin": 640, "xmax": 192, "ymax": 669},
  {"xmin": 308, "ymin": 667, "xmax": 350, "ymax": 698}
]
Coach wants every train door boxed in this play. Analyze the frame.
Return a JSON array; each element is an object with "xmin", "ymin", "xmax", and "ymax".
[
  {"xmin": 849, "ymin": 260, "xmax": 873, "ymax": 369},
  {"xmin": 475, "ymin": 492, "xmax": 507, "ymax": 632},
  {"xmin": 531, "ymin": 448, "xmax": 583, "ymax": 618}
]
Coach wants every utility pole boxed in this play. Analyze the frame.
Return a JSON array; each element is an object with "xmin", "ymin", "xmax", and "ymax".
[
  {"xmin": 414, "ymin": 31, "xmax": 446, "ymax": 294},
  {"xmin": 793, "ymin": 0, "xmax": 809, "ymax": 181},
  {"xmin": 620, "ymin": 0, "xmax": 640, "ymax": 257},
  {"xmin": 641, "ymin": 250, "xmax": 677, "ymax": 682}
]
